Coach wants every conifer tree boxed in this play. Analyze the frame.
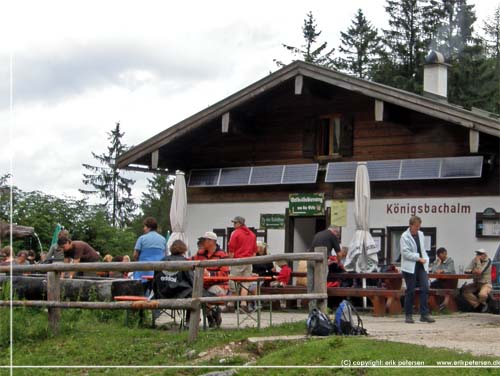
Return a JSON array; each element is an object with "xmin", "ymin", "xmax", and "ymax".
[
  {"xmin": 80, "ymin": 122, "xmax": 136, "ymax": 227},
  {"xmin": 338, "ymin": 9, "xmax": 383, "ymax": 79},
  {"xmin": 380, "ymin": 0, "xmax": 427, "ymax": 92},
  {"xmin": 275, "ymin": 11, "xmax": 335, "ymax": 67}
]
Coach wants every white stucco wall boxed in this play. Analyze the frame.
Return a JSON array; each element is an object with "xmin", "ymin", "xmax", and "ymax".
[{"xmin": 186, "ymin": 196, "xmax": 499, "ymax": 270}]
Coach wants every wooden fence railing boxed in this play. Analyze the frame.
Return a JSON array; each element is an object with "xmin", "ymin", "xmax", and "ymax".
[{"xmin": 0, "ymin": 252, "xmax": 327, "ymax": 342}]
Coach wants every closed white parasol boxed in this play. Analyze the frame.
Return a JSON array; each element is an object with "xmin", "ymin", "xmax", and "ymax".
[
  {"xmin": 344, "ymin": 162, "xmax": 379, "ymax": 273},
  {"xmin": 166, "ymin": 170, "xmax": 188, "ymax": 254}
]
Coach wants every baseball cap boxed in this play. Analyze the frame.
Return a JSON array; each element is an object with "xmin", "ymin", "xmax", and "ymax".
[
  {"xmin": 231, "ymin": 216, "xmax": 246, "ymax": 225},
  {"xmin": 199, "ymin": 231, "xmax": 218, "ymax": 241},
  {"xmin": 475, "ymin": 249, "xmax": 488, "ymax": 255}
]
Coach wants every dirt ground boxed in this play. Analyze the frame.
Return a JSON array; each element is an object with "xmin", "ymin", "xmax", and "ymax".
[
  {"xmin": 159, "ymin": 310, "xmax": 500, "ymax": 358},
  {"xmin": 363, "ymin": 312, "xmax": 500, "ymax": 357}
]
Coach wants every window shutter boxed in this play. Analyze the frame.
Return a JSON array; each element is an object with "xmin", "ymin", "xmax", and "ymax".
[
  {"xmin": 302, "ymin": 118, "xmax": 316, "ymax": 158},
  {"xmin": 340, "ymin": 114, "xmax": 354, "ymax": 157}
]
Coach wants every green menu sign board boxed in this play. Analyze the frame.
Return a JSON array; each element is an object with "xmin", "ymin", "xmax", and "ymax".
[
  {"xmin": 260, "ymin": 214, "xmax": 285, "ymax": 229},
  {"xmin": 289, "ymin": 193, "xmax": 325, "ymax": 216}
]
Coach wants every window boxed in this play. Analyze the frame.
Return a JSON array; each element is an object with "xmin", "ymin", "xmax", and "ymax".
[
  {"xmin": 317, "ymin": 116, "xmax": 341, "ymax": 157},
  {"xmin": 386, "ymin": 226, "xmax": 437, "ymax": 265}
]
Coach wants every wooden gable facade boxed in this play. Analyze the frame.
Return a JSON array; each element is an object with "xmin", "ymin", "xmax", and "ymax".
[{"xmin": 118, "ymin": 62, "xmax": 500, "ymax": 203}]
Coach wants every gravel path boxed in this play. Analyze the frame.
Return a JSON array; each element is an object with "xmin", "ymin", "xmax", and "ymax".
[{"xmin": 157, "ymin": 310, "xmax": 500, "ymax": 357}]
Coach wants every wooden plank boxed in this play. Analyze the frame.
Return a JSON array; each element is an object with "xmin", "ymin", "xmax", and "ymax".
[
  {"xmin": 313, "ymin": 249, "xmax": 328, "ymax": 313},
  {"xmin": 294, "ymin": 75, "xmax": 303, "ymax": 95},
  {"xmin": 47, "ymin": 272, "xmax": 61, "ymax": 334},
  {"xmin": 199, "ymin": 293, "xmax": 328, "ymax": 303},
  {"xmin": 375, "ymin": 100, "xmax": 384, "ymax": 121},
  {"xmin": 0, "ymin": 253, "xmax": 325, "ymax": 274},
  {"xmin": 151, "ymin": 150, "xmax": 159, "ymax": 169},
  {"xmin": 188, "ymin": 267, "xmax": 204, "ymax": 343},
  {"xmin": 222, "ymin": 112, "xmax": 230, "ymax": 133},
  {"xmin": 0, "ymin": 299, "xmax": 195, "ymax": 310}
]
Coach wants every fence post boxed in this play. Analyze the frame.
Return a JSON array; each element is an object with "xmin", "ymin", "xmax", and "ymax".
[
  {"xmin": 47, "ymin": 271, "xmax": 61, "ymax": 334},
  {"xmin": 188, "ymin": 266, "xmax": 204, "ymax": 342},
  {"xmin": 313, "ymin": 248, "xmax": 328, "ymax": 313}
]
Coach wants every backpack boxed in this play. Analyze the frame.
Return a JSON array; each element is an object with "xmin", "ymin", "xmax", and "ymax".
[
  {"xmin": 306, "ymin": 308, "xmax": 334, "ymax": 336},
  {"xmin": 333, "ymin": 300, "xmax": 368, "ymax": 336}
]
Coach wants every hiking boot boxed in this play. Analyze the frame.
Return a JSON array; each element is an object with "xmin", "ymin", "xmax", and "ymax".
[
  {"xmin": 206, "ymin": 309, "xmax": 215, "ymax": 328},
  {"xmin": 405, "ymin": 315, "xmax": 414, "ymax": 324},
  {"xmin": 212, "ymin": 306, "xmax": 222, "ymax": 328},
  {"xmin": 420, "ymin": 315, "xmax": 435, "ymax": 323}
]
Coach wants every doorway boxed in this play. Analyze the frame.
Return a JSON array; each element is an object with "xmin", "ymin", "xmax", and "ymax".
[{"xmin": 284, "ymin": 207, "xmax": 331, "ymax": 254}]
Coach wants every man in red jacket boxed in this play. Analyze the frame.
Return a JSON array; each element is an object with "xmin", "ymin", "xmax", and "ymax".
[{"xmin": 228, "ymin": 216, "xmax": 257, "ymax": 311}]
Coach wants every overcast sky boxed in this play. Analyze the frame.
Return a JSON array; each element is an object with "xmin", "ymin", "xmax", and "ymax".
[{"xmin": 0, "ymin": 0, "xmax": 496, "ymax": 205}]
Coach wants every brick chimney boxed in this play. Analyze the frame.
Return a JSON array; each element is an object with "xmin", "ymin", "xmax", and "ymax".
[{"xmin": 423, "ymin": 50, "xmax": 449, "ymax": 101}]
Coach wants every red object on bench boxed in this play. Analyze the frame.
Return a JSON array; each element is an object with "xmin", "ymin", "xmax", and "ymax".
[{"xmin": 114, "ymin": 296, "xmax": 148, "ymax": 302}]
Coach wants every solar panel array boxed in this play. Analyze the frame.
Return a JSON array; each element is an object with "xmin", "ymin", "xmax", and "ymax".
[
  {"xmin": 325, "ymin": 156, "xmax": 483, "ymax": 183},
  {"xmin": 188, "ymin": 164, "xmax": 319, "ymax": 187}
]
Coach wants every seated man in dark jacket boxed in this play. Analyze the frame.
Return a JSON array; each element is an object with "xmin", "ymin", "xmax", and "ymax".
[{"xmin": 153, "ymin": 240, "xmax": 222, "ymax": 328}]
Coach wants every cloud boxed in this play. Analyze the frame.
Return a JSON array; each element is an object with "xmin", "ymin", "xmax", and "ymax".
[{"xmin": 0, "ymin": 39, "xmax": 233, "ymax": 109}]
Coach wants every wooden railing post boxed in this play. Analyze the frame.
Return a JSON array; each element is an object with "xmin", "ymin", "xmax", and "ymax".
[
  {"xmin": 188, "ymin": 266, "xmax": 204, "ymax": 342},
  {"xmin": 313, "ymin": 248, "xmax": 328, "ymax": 313},
  {"xmin": 47, "ymin": 271, "xmax": 61, "ymax": 334}
]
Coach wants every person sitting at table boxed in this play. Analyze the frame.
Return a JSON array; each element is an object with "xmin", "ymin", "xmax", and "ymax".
[
  {"xmin": 462, "ymin": 249, "xmax": 492, "ymax": 313},
  {"xmin": 133, "ymin": 217, "xmax": 167, "ymax": 284},
  {"xmin": 270, "ymin": 260, "xmax": 291, "ymax": 287},
  {"xmin": 327, "ymin": 247, "xmax": 348, "ymax": 287},
  {"xmin": 192, "ymin": 231, "xmax": 230, "ymax": 299},
  {"xmin": 430, "ymin": 248, "xmax": 456, "ymax": 287},
  {"xmin": 154, "ymin": 240, "xmax": 222, "ymax": 328},
  {"xmin": 252, "ymin": 241, "xmax": 276, "ymax": 285}
]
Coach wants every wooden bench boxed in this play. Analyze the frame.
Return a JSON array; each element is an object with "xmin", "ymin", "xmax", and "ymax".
[
  {"xmin": 261, "ymin": 286, "xmax": 404, "ymax": 317},
  {"xmin": 414, "ymin": 288, "xmax": 459, "ymax": 312}
]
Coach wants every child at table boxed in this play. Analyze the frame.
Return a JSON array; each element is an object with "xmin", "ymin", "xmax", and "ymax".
[{"xmin": 271, "ymin": 260, "xmax": 291, "ymax": 287}]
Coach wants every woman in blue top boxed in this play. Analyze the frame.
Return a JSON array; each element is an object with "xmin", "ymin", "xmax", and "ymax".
[{"xmin": 133, "ymin": 217, "xmax": 167, "ymax": 282}]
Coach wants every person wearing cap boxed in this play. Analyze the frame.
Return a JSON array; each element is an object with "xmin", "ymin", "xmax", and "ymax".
[
  {"xmin": 132, "ymin": 217, "xmax": 167, "ymax": 283},
  {"xmin": 192, "ymin": 231, "xmax": 230, "ymax": 297},
  {"xmin": 462, "ymin": 249, "xmax": 492, "ymax": 313},
  {"xmin": 228, "ymin": 216, "xmax": 257, "ymax": 311},
  {"xmin": 400, "ymin": 215, "xmax": 435, "ymax": 324}
]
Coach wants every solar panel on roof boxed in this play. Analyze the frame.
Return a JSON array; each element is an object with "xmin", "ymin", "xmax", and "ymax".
[
  {"xmin": 367, "ymin": 160, "xmax": 401, "ymax": 181},
  {"xmin": 400, "ymin": 158, "xmax": 441, "ymax": 180},
  {"xmin": 325, "ymin": 162, "xmax": 357, "ymax": 182},
  {"xmin": 249, "ymin": 165, "xmax": 284, "ymax": 185},
  {"xmin": 218, "ymin": 167, "xmax": 252, "ymax": 186},
  {"xmin": 282, "ymin": 164, "xmax": 318, "ymax": 184},
  {"xmin": 440, "ymin": 156, "xmax": 483, "ymax": 178},
  {"xmin": 188, "ymin": 169, "xmax": 220, "ymax": 187}
]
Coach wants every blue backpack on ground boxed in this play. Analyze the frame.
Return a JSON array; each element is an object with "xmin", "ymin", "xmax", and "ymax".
[
  {"xmin": 306, "ymin": 308, "xmax": 334, "ymax": 336},
  {"xmin": 334, "ymin": 299, "xmax": 368, "ymax": 336}
]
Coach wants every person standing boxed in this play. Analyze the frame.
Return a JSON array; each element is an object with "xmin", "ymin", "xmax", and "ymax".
[
  {"xmin": 401, "ymin": 216, "xmax": 435, "ymax": 324},
  {"xmin": 133, "ymin": 217, "xmax": 167, "ymax": 283},
  {"xmin": 307, "ymin": 225, "xmax": 342, "ymax": 308},
  {"xmin": 228, "ymin": 216, "xmax": 257, "ymax": 311},
  {"xmin": 462, "ymin": 249, "xmax": 492, "ymax": 313}
]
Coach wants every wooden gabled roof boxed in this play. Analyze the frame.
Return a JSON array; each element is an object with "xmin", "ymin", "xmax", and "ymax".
[{"xmin": 117, "ymin": 61, "xmax": 499, "ymax": 171}]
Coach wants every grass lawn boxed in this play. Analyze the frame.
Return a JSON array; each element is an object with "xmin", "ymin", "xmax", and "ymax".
[{"xmin": 0, "ymin": 307, "xmax": 498, "ymax": 376}]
